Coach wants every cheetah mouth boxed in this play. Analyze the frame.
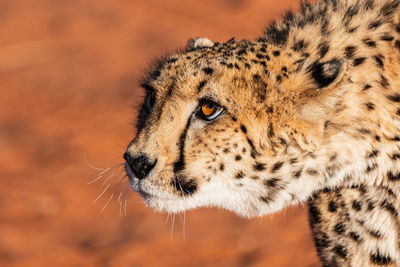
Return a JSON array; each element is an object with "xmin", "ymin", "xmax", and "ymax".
[
  {"xmin": 124, "ymin": 163, "xmax": 159, "ymax": 200},
  {"xmin": 125, "ymin": 163, "xmax": 142, "ymax": 192}
]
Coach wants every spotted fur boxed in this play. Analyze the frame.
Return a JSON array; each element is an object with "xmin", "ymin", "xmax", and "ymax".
[{"xmin": 125, "ymin": 0, "xmax": 400, "ymax": 265}]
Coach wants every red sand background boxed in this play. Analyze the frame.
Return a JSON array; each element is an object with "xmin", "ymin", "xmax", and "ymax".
[{"xmin": 0, "ymin": 0, "xmax": 321, "ymax": 266}]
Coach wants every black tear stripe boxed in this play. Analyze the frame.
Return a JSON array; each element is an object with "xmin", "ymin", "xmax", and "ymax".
[{"xmin": 173, "ymin": 115, "xmax": 193, "ymax": 173}]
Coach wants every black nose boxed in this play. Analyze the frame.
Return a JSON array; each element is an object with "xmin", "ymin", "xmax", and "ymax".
[{"xmin": 124, "ymin": 153, "xmax": 156, "ymax": 180}]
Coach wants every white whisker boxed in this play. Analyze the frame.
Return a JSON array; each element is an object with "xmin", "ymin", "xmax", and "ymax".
[
  {"xmin": 101, "ymin": 193, "xmax": 114, "ymax": 213},
  {"xmin": 83, "ymin": 153, "xmax": 104, "ymax": 171},
  {"xmin": 93, "ymin": 184, "xmax": 110, "ymax": 204},
  {"xmin": 183, "ymin": 211, "xmax": 186, "ymax": 242},
  {"xmin": 171, "ymin": 213, "xmax": 176, "ymax": 239},
  {"xmin": 85, "ymin": 163, "xmax": 124, "ymax": 185},
  {"xmin": 124, "ymin": 199, "xmax": 127, "ymax": 217},
  {"xmin": 102, "ymin": 169, "xmax": 125, "ymax": 186}
]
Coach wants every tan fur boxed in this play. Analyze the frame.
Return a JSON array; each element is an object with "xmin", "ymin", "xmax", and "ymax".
[{"xmin": 125, "ymin": 0, "xmax": 400, "ymax": 265}]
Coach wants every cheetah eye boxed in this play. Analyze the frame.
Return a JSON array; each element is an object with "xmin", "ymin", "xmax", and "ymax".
[
  {"xmin": 145, "ymin": 91, "xmax": 156, "ymax": 110},
  {"xmin": 198, "ymin": 100, "xmax": 224, "ymax": 121}
]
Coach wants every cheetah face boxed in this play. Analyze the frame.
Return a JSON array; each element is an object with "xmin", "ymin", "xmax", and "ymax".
[{"xmin": 124, "ymin": 38, "xmax": 354, "ymax": 217}]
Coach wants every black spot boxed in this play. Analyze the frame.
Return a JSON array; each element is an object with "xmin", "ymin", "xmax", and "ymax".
[
  {"xmin": 246, "ymin": 137, "xmax": 258, "ymax": 158},
  {"xmin": 366, "ymin": 163, "xmax": 378, "ymax": 172},
  {"xmin": 349, "ymin": 232, "xmax": 361, "ymax": 242},
  {"xmin": 367, "ymin": 229, "xmax": 382, "ymax": 238},
  {"xmin": 381, "ymin": 34, "xmax": 394, "ymax": 42},
  {"xmin": 308, "ymin": 204, "xmax": 322, "ymax": 224},
  {"xmin": 343, "ymin": 3, "xmax": 359, "ymax": 20},
  {"xmin": 365, "ymin": 102, "xmax": 375, "ymax": 110},
  {"xmin": 370, "ymin": 251, "xmax": 393, "ymax": 265},
  {"xmin": 363, "ymin": 84, "xmax": 372, "ymax": 91},
  {"xmin": 328, "ymin": 201, "xmax": 338, "ymax": 212},
  {"xmin": 253, "ymin": 162, "xmax": 266, "ymax": 171},
  {"xmin": 353, "ymin": 57, "xmax": 366, "ymax": 66},
  {"xmin": 364, "ymin": 0, "xmax": 374, "ymax": 10},
  {"xmin": 333, "ymin": 245, "xmax": 348, "ymax": 258},
  {"xmin": 395, "ymin": 40, "xmax": 400, "ymax": 50},
  {"xmin": 321, "ymin": 18, "xmax": 330, "ymax": 35},
  {"xmin": 386, "ymin": 94, "xmax": 400, "ymax": 102},
  {"xmin": 268, "ymin": 123, "xmax": 274, "ymax": 137},
  {"xmin": 166, "ymin": 57, "xmax": 178, "ymax": 63},
  {"xmin": 231, "ymin": 116, "xmax": 237, "ymax": 121},
  {"xmin": 368, "ymin": 20, "xmax": 383, "ymax": 30},
  {"xmin": 391, "ymin": 153, "xmax": 400, "ymax": 160},
  {"xmin": 223, "ymin": 148, "xmax": 230, "ymax": 153},
  {"xmin": 334, "ymin": 222, "xmax": 345, "ymax": 234},
  {"xmin": 352, "ymin": 200, "xmax": 362, "ymax": 211},
  {"xmin": 236, "ymin": 49, "xmax": 247, "ymax": 56},
  {"xmin": 271, "ymin": 161, "xmax": 284, "ymax": 173},
  {"xmin": 219, "ymin": 164, "xmax": 225, "ymax": 171},
  {"xmin": 260, "ymin": 195, "xmax": 273, "ymax": 203},
  {"xmin": 390, "ymin": 136, "xmax": 400, "ymax": 141},
  {"xmin": 380, "ymin": 75, "xmax": 389, "ymax": 89},
  {"xmin": 381, "ymin": 200, "xmax": 398, "ymax": 217},
  {"xmin": 344, "ymin": 46, "xmax": 356, "ymax": 59},
  {"xmin": 235, "ymin": 171, "xmax": 245, "ymax": 179},
  {"xmin": 202, "ymin": 67, "xmax": 214, "ymax": 75},
  {"xmin": 273, "ymin": 50, "xmax": 280, "ymax": 56},
  {"xmin": 264, "ymin": 178, "xmax": 280, "ymax": 188},
  {"xmin": 313, "ymin": 232, "xmax": 331, "ymax": 254},
  {"xmin": 293, "ymin": 169, "xmax": 302, "ymax": 179},
  {"xmin": 368, "ymin": 201, "xmax": 375, "ymax": 210},
  {"xmin": 318, "ymin": 42, "xmax": 329, "ymax": 58},
  {"xmin": 306, "ymin": 169, "xmax": 318, "ymax": 176},
  {"xmin": 367, "ymin": 149, "xmax": 379, "ymax": 158},
  {"xmin": 309, "ymin": 58, "xmax": 342, "ymax": 88},
  {"xmin": 363, "ymin": 38, "xmax": 376, "ymax": 47},
  {"xmin": 235, "ymin": 155, "xmax": 242, "ymax": 161},
  {"xmin": 276, "ymin": 75, "xmax": 282, "ymax": 83},
  {"xmin": 292, "ymin": 39, "xmax": 307, "ymax": 52},
  {"xmin": 380, "ymin": 0, "xmax": 399, "ymax": 16},
  {"xmin": 256, "ymin": 53, "xmax": 264, "ymax": 59},
  {"xmin": 240, "ymin": 124, "xmax": 247, "ymax": 134},
  {"xmin": 198, "ymin": 80, "xmax": 206, "ymax": 92},
  {"xmin": 373, "ymin": 55, "xmax": 384, "ymax": 68}
]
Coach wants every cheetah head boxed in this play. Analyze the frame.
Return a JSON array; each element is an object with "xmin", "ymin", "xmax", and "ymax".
[{"xmin": 124, "ymin": 36, "xmax": 382, "ymax": 218}]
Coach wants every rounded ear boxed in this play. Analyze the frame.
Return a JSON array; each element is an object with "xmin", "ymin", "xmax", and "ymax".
[
  {"xmin": 307, "ymin": 58, "xmax": 346, "ymax": 89},
  {"xmin": 186, "ymin": 37, "xmax": 214, "ymax": 51}
]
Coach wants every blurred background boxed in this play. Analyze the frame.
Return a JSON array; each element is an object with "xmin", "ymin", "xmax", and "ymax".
[{"xmin": 0, "ymin": 0, "xmax": 321, "ymax": 266}]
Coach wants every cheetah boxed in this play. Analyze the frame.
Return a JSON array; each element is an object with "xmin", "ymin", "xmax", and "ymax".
[{"xmin": 123, "ymin": 0, "xmax": 400, "ymax": 265}]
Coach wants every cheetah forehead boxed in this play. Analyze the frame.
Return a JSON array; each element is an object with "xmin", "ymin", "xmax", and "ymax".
[{"xmin": 142, "ymin": 38, "xmax": 345, "ymax": 112}]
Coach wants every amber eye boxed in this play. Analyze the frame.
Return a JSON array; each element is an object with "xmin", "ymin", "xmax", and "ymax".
[
  {"xmin": 199, "ymin": 101, "xmax": 224, "ymax": 121},
  {"xmin": 201, "ymin": 103, "xmax": 216, "ymax": 116}
]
